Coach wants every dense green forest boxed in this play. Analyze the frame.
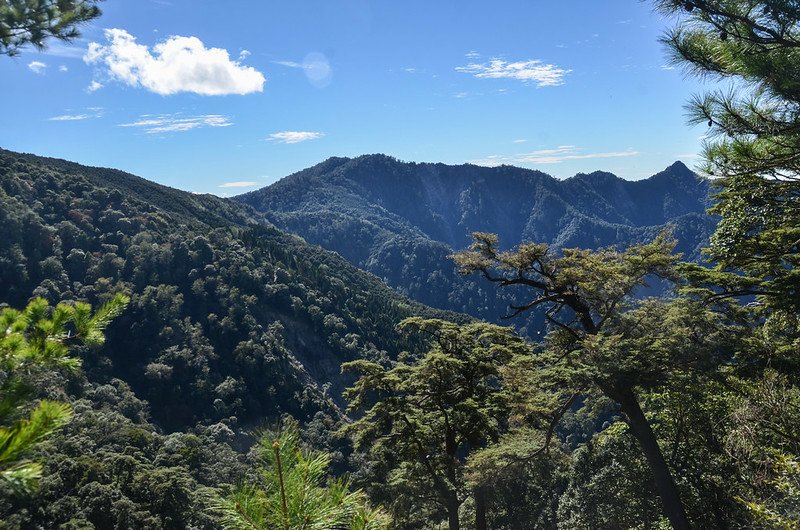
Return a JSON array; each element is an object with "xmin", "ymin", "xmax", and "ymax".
[
  {"xmin": 2, "ymin": 0, "xmax": 800, "ymax": 529},
  {"xmin": 0, "ymin": 148, "xmax": 463, "ymax": 528},
  {"xmin": 238, "ymin": 157, "xmax": 716, "ymax": 337}
]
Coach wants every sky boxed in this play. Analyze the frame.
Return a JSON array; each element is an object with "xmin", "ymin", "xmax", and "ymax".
[{"xmin": 0, "ymin": 0, "xmax": 712, "ymax": 195}]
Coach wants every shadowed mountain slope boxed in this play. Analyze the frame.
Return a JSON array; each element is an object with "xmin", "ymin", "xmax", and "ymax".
[
  {"xmin": 238, "ymin": 155, "xmax": 716, "ymax": 335},
  {"xmin": 0, "ymin": 148, "xmax": 465, "ymax": 430}
]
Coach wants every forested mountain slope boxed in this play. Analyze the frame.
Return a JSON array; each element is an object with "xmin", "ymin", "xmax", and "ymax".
[
  {"xmin": 238, "ymin": 155, "xmax": 717, "ymax": 335},
  {"xmin": 0, "ymin": 147, "xmax": 465, "ymax": 527},
  {"xmin": 0, "ymin": 147, "xmax": 466, "ymax": 427}
]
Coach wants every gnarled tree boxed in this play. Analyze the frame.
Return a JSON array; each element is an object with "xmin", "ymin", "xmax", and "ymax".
[{"xmin": 453, "ymin": 232, "xmax": 739, "ymax": 529}]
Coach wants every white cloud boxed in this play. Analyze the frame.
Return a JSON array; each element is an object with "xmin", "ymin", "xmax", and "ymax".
[
  {"xmin": 465, "ymin": 51, "xmax": 480, "ymax": 59},
  {"xmin": 120, "ymin": 114, "xmax": 233, "ymax": 134},
  {"xmin": 469, "ymin": 146, "xmax": 639, "ymax": 166},
  {"xmin": 59, "ymin": 65, "xmax": 69, "ymax": 72},
  {"xmin": 268, "ymin": 131, "xmax": 324, "ymax": 144},
  {"xmin": 238, "ymin": 49, "xmax": 251, "ymax": 60},
  {"xmin": 87, "ymin": 80, "xmax": 104, "ymax": 92},
  {"xmin": 49, "ymin": 114, "xmax": 91, "ymax": 121},
  {"xmin": 456, "ymin": 58, "xmax": 570, "ymax": 87},
  {"xmin": 219, "ymin": 181, "xmax": 258, "ymax": 188},
  {"xmin": 49, "ymin": 108, "xmax": 104, "ymax": 121},
  {"xmin": 513, "ymin": 139, "xmax": 527, "ymax": 143},
  {"xmin": 28, "ymin": 61, "xmax": 47, "ymax": 74},
  {"xmin": 85, "ymin": 28, "xmax": 265, "ymax": 95},
  {"xmin": 274, "ymin": 60, "xmax": 303, "ymax": 68}
]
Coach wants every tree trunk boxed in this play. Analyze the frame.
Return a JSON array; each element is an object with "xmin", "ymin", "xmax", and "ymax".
[
  {"xmin": 617, "ymin": 388, "xmax": 691, "ymax": 530},
  {"xmin": 446, "ymin": 492, "xmax": 460, "ymax": 530},
  {"xmin": 474, "ymin": 487, "xmax": 487, "ymax": 530}
]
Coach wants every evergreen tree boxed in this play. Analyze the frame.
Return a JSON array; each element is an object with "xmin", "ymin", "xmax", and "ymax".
[
  {"xmin": 0, "ymin": 293, "xmax": 128, "ymax": 494},
  {"xmin": 0, "ymin": 0, "xmax": 102, "ymax": 56},
  {"xmin": 221, "ymin": 420, "xmax": 390, "ymax": 530},
  {"xmin": 342, "ymin": 318, "xmax": 531, "ymax": 530},
  {"xmin": 452, "ymin": 232, "xmax": 740, "ymax": 530},
  {"xmin": 657, "ymin": 2, "xmax": 800, "ymax": 524},
  {"xmin": 656, "ymin": 0, "xmax": 800, "ymax": 312}
]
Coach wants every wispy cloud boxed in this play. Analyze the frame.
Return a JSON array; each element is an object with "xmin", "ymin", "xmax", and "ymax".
[
  {"xmin": 470, "ymin": 146, "xmax": 639, "ymax": 166},
  {"xmin": 28, "ymin": 61, "xmax": 46, "ymax": 74},
  {"xmin": 268, "ymin": 131, "xmax": 324, "ymax": 144},
  {"xmin": 456, "ymin": 58, "xmax": 570, "ymax": 87},
  {"xmin": 219, "ymin": 181, "xmax": 258, "ymax": 188},
  {"xmin": 85, "ymin": 28, "xmax": 265, "ymax": 95},
  {"xmin": 513, "ymin": 139, "xmax": 527, "ymax": 144},
  {"xmin": 58, "ymin": 65, "xmax": 68, "ymax": 72},
  {"xmin": 49, "ymin": 114, "xmax": 92, "ymax": 121},
  {"xmin": 48, "ymin": 108, "xmax": 103, "ymax": 121},
  {"xmin": 120, "ymin": 114, "xmax": 233, "ymax": 134}
]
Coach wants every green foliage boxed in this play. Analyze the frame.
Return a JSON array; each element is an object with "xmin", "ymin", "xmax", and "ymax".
[
  {"xmin": 725, "ymin": 371, "xmax": 800, "ymax": 528},
  {"xmin": 0, "ymin": 400, "xmax": 70, "ymax": 494},
  {"xmin": 453, "ymin": 231, "xmax": 744, "ymax": 528},
  {"xmin": 739, "ymin": 451, "xmax": 800, "ymax": 530},
  {"xmin": 222, "ymin": 421, "xmax": 390, "ymax": 530},
  {"xmin": 0, "ymin": 0, "xmax": 102, "ymax": 56},
  {"xmin": 657, "ymin": 0, "xmax": 800, "ymax": 312},
  {"xmin": 0, "ymin": 147, "xmax": 465, "ymax": 528},
  {"xmin": 0, "ymin": 147, "xmax": 460, "ymax": 432},
  {"xmin": 0, "ymin": 294, "xmax": 128, "ymax": 494},
  {"xmin": 342, "ymin": 318, "xmax": 530, "ymax": 529},
  {"xmin": 655, "ymin": 5, "xmax": 800, "ymax": 526},
  {"xmin": 0, "ymin": 380, "xmax": 241, "ymax": 529},
  {"xmin": 238, "ymin": 155, "xmax": 714, "ymax": 338},
  {"xmin": 555, "ymin": 423, "xmax": 664, "ymax": 530}
]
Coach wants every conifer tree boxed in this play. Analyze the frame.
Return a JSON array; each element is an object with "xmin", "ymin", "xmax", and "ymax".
[
  {"xmin": 656, "ymin": 3, "xmax": 800, "ymax": 523},
  {"xmin": 656, "ymin": 0, "xmax": 800, "ymax": 312},
  {"xmin": 452, "ymin": 232, "xmax": 739, "ymax": 530},
  {"xmin": 222, "ymin": 420, "xmax": 390, "ymax": 530},
  {"xmin": 0, "ymin": 293, "xmax": 129, "ymax": 494},
  {"xmin": 342, "ymin": 318, "xmax": 531, "ymax": 530},
  {"xmin": 0, "ymin": 0, "xmax": 102, "ymax": 56}
]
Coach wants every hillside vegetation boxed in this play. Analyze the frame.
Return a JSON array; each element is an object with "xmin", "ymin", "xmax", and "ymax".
[
  {"xmin": 0, "ymin": 147, "xmax": 462, "ymax": 528},
  {"xmin": 238, "ymin": 156, "xmax": 716, "ymax": 335}
]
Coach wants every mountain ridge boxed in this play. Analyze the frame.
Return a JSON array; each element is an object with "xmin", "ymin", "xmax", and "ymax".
[
  {"xmin": 237, "ymin": 155, "xmax": 716, "ymax": 336},
  {"xmin": 0, "ymin": 147, "xmax": 467, "ymax": 429}
]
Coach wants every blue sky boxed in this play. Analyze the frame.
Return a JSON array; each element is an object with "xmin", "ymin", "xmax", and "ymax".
[{"xmin": 1, "ymin": 0, "xmax": 710, "ymax": 194}]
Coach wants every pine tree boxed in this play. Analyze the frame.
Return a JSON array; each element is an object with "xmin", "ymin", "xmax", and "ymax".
[
  {"xmin": 656, "ymin": 0, "xmax": 800, "ymax": 312},
  {"xmin": 0, "ymin": 293, "xmax": 129, "ymax": 494},
  {"xmin": 221, "ymin": 420, "xmax": 390, "ymax": 530},
  {"xmin": 656, "ymin": 3, "xmax": 800, "ymax": 524},
  {"xmin": 0, "ymin": 0, "xmax": 102, "ymax": 56}
]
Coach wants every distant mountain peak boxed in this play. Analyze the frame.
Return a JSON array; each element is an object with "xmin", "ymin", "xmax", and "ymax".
[
  {"xmin": 649, "ymin": 160, "xmax": 705, "ymax": 186},
  {"xmin": 668, "ymin": 160, "xmax": 690, "ymax": 171}
]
